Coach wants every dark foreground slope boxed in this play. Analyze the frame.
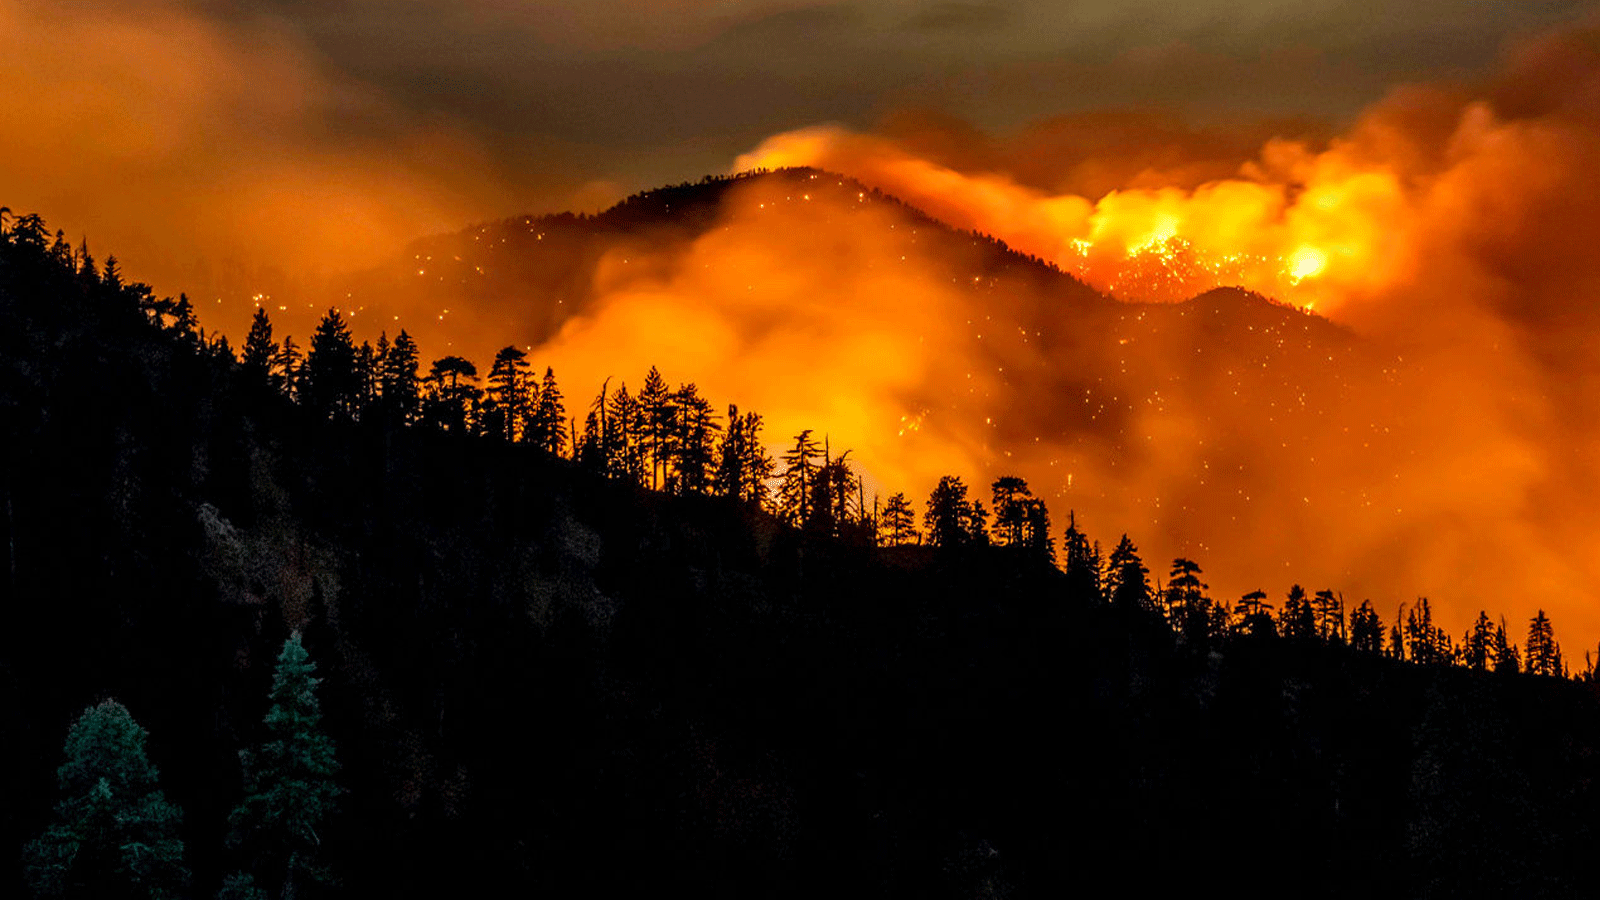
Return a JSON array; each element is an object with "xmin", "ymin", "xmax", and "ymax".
[{"xmin": 2, "ymin": 221, "xmax": 1599, "ymax": 899}]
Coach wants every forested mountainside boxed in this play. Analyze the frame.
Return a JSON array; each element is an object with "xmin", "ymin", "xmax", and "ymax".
[
  {"xmin": 343, "ymin": 168, "xmax": 1115, "ymax": 348},
  {"xmin": 3, "ymin": 209, "xmax": 1599, "ymax": 900}
]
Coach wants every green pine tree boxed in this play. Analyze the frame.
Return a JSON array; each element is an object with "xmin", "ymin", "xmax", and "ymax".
[
  {"xmin": 229, "ymin": 632, "xmax": 341, "ymax": 900},
  {"xmin": 24, "ymin": 699, "xmax": 189, "ymax": 900}
]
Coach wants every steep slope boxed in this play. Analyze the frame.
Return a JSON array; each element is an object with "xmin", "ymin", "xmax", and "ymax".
[
  {"xmin": 343, "ymin": 168, "xmax": 1117, "ymax": 351},
  {"xmin": 336, "ymin": 168, "xmax": 1383, "ymax": 610}
]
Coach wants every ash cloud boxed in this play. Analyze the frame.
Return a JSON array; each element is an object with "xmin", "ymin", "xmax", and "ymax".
[
  {"xmin": 0, "ymin": 0, "xmax": 579, "ymax": 340},
  {"xmin": 534, "ymin": 26, "xmax": 1600, "ymax": 642}
]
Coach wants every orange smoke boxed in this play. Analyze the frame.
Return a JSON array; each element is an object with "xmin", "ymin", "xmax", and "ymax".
[
  {"xmin": 524, "ymin": 28, "xmax": 1600, "ymax": 645},
  {"xmin": 0, "ymin": 0, "xmax": 584, "ymax": 343},
  {"xmin": 734, "ymin": 120, "xmax": 1423, "ymax": 312}
]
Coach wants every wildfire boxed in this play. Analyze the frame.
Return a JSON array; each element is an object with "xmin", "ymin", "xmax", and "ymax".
[
  {"xmin": 732, "ymin": 123, "xmax": 1429, "ymax": 313},
  {"xmin": 1288, "ymin": 246, "xmax": 1327, "ymax": 284}
]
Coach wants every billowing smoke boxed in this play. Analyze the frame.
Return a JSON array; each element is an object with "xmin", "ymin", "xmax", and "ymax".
[
  {"xmin": 531, "ymin": 28, "xmax": 1600, "ymax": 646},
  {"xmin": 0, "ymin": 0, "xmax": 587, "ymax": 340}
]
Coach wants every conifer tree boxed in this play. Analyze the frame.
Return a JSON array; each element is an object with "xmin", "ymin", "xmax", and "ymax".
[
  {"xmin": 349, "ymin": 341, "xmax": 375, "ymax": 419},
  {"xmin": 487, "ymin": 346, "xmax": 531, "ymax": 442},
  {"xmin": 672, "ymin": 383, "xmax": 718, "ymax": 494},
  {"xmin": 1060, "ymin": 513, "xmax": 1100, "ymax": 600},
  {"xmin": 1491, "ymin": 619, "xmax": 1519, "ymax": 673},
  {"xmin": 1234, "ymin": 590, "xmax": 1277, "ymax": 639},
  {"xmin": 610, "ymin": 383, "xmax": 647, "ymax": 485},
  {"xmin": 380, "ymin": 330, "xmax": 421, "ymax": 426},
  {"xmin": 25, "ymin": 699, "xmax": 189, "ymax": 900},
  {"xmin": 424, "ymin": 355, "xmax": 479, "ymax": 433},
  {"xmin": 529, "ymin": 367, "xmax": 567, "ymax": 456},
  {"xmin": 301, "ymin": 309, "xmax": 359, "ymax": 420},
  {"xmin": 1280, "ymin": 585, "xmax": 1316, "ymax": 641},
  {"xmin": 272, "ymin": 336, "xmax": 303, "ymax": 400},
  {"xmin": 1105, "ymin": 535, "xmax": 1153, "ymax": 613},
  {"xmin": 778, "ymin": 430, "xmax": 822, "ymax": 526},
  {"xmin": 1401, "ymin": 597, "xmax": 1456, "ymax": 665},
  {"xmin": 1313, "ymin": 589, "xmax": 1345, "ymax": 642},
  {"xmin": 1463, "ymin": 611, "xmax": 1496, "ymax": 670},
  {"xmin": 924, "ymin": 475, "xmax": 976, "ymax": 548},
  {"xmin": 169, "ymin": 294, "xmax": 198, "ymax": 343},
  {"xmin": 878, "ymin": 492, "xmax": 919, "ymax": 546},
  {"xmin": 230, "ymin": 632, "xmax": 341, "ymax": 900},
  {"xmin": 101, "ymin": 255, "xmax": 122, "ymax": 290},
  {"xmin": 1349, "ymin": 600, "xmax": 1384, "ymax": 654},
  {"xmin": 1526, "ymin": 610, "xmax": 1561, "ymax": 677},
  {"xmin": 714, "ymin": 403, "xmax": 766, "ymax": 503},
  {"xmin": 990, "ymin": 476, "xmax": 1032, "ymax": 547},
  {"xmin": 966, "ymin": 500, "xmax": 991, "ymax": 546},
  {"xmin": 1166, "ymin": 558, "xmax": 1210, "ymax": 642},
  {"xmin": 75, "ymin": 237, "xmax": 97, "ymax": 284},
  {"xmin": 242, "ymin": 307, "xmax": 277, "ymax": 382},
  {"xmin": 638, "ymin": 366, "xmax": 674, "ymax": 488}
]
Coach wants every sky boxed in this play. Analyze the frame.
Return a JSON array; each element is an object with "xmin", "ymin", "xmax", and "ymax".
[{"xmin": 3, "ymin": 0, "xmax": 1597, "ymax": 298}]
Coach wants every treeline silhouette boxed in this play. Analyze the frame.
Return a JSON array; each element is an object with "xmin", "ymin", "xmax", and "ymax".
[
  {"xmin": 241, "ymin": 274, "xmax": 1587, "ymax": 685},
  {"xmin": 7, "ymin": 206, "xmax": 1600, "ymax": 899}
]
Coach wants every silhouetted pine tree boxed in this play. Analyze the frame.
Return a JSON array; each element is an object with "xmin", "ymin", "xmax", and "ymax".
[
  {"xmin": 1492, "ymin": 619, "xmax": 1520, "ymax": 673},
  {"xmin": 1525, "ymin": 610, "xmax": 1561, "ymax": 677},
  {"xmin": 271, "ymin": 336, "xmax": 303, "ymax": 400},
  {"xmin": 354, "ymin": 340, "xmax": 378, "ymax": 418},
  {"xmin": 242, "ymin": 308, "xmax": 277, "ymax": 382},
  {"xmin": 1463, "ymin": 611, "xmax": 1496, "ymax": 670},
  {"xmin": 1166, "ymin": 558, "xmax": 1211, "ymax": 645},
  {"xmin": 1233, "ymin": 590, "xmax": 1277, "ymax": 639},
  {"xmin": 74, "ymin": 237, "xmax": 97, "ymax": 285},
  {"xmin": 878, "ymin": 492, "xmax": 918, "ymax": 546},
  {"xmin": 777, "ymin": 431, "xmax": 822, "ymax": 527},
  {"xmin": 671, "ymin": 383, "xmax": 718, "ymax": 495},
  {"xmin": 1349, "ymin": 600, "xmax": 1384, "ymax": 654},
  {"xmin": 300, "ymin": 309, "xmax": 360, "ymax": 421},
  {"xmin": 924, "ymin": 475, "xmax": 977, "ymax": 549},
  {"xmin": 379, "ymin": 330, "xmax": 421, "ymax": 427},
  {"xmin": 487, "ymin": 346, "xmax": 531, "ymax": 442},
  {"xmin": 1105, "ymin": 535, "xmax": 1153, "ymax": 613},
  {"xmin": 1313, "ymin": 589, "xmax": 1345, "ymax": 642},
  {"xmin": 1280, "ymin": 585, "xmax": 1316, "ymax": 641},
  {"xmin": 529, "ymin": 367, "xmax": 566, "ymax": 456},
  {"xmin": 1404, "ymin": 598, "xmax": 1453, "ymax": 666},
  {"xmin": 168, "ymin": 293, "xmax": 198, "ymax": 344},
  {"xmin": 1061, "ymin": 512, "xmax": 1099, "ymax": 599},
  {"xmin": 638, "ymin": 367, "xmax": 674, "ymax": 489},
  {"xmin": 424, "ymin": 355, "xmax": 479, "ymax": 433},
  {"xmin": 609, "ymin": 383, "xmax": 647, "ymax": 485},
  {"xmin": 990, "ymin": 476, "xmax": 1031, "ymax": 547},
  {"xmin": 712, "ymin": 404, "xmax": 771, "ymax": 506}
]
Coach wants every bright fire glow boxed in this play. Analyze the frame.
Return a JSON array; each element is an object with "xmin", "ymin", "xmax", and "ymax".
[
  {"xmin": 1289, "ymin": 247, "xmax": 1327, "ymax": 283},
  {"xmin": 734, "ymin": 126, "xmax": 1419, "ymax": 311}
]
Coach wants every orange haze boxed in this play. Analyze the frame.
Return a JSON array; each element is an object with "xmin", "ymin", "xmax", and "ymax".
[{"xmin": 531, "ymin": 29, "xmax": 1600, "ymax": 649}]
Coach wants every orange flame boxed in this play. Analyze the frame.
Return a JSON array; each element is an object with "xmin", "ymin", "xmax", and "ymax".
[{"xmin": 733, "ymin": 122, "xmax": 1426, "ymax": 311}]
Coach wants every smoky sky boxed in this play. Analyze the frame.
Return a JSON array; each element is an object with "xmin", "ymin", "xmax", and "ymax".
[
  {"xmin": 205, "ymin": 0, "xmax": 1600, "ymax": 190},
  {"xmin": 4, "ymin": 0, "xmax": 1597, "ymax": 303}
]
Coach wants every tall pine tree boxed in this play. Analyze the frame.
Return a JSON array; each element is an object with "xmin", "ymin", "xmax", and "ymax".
[
  {"xmin": 25, "ymin": 700, "xmax": 189, "ymax": 900},
  {"xmin": 229, "ymin": 632, "xmax": 341, "ymax": 900}
]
